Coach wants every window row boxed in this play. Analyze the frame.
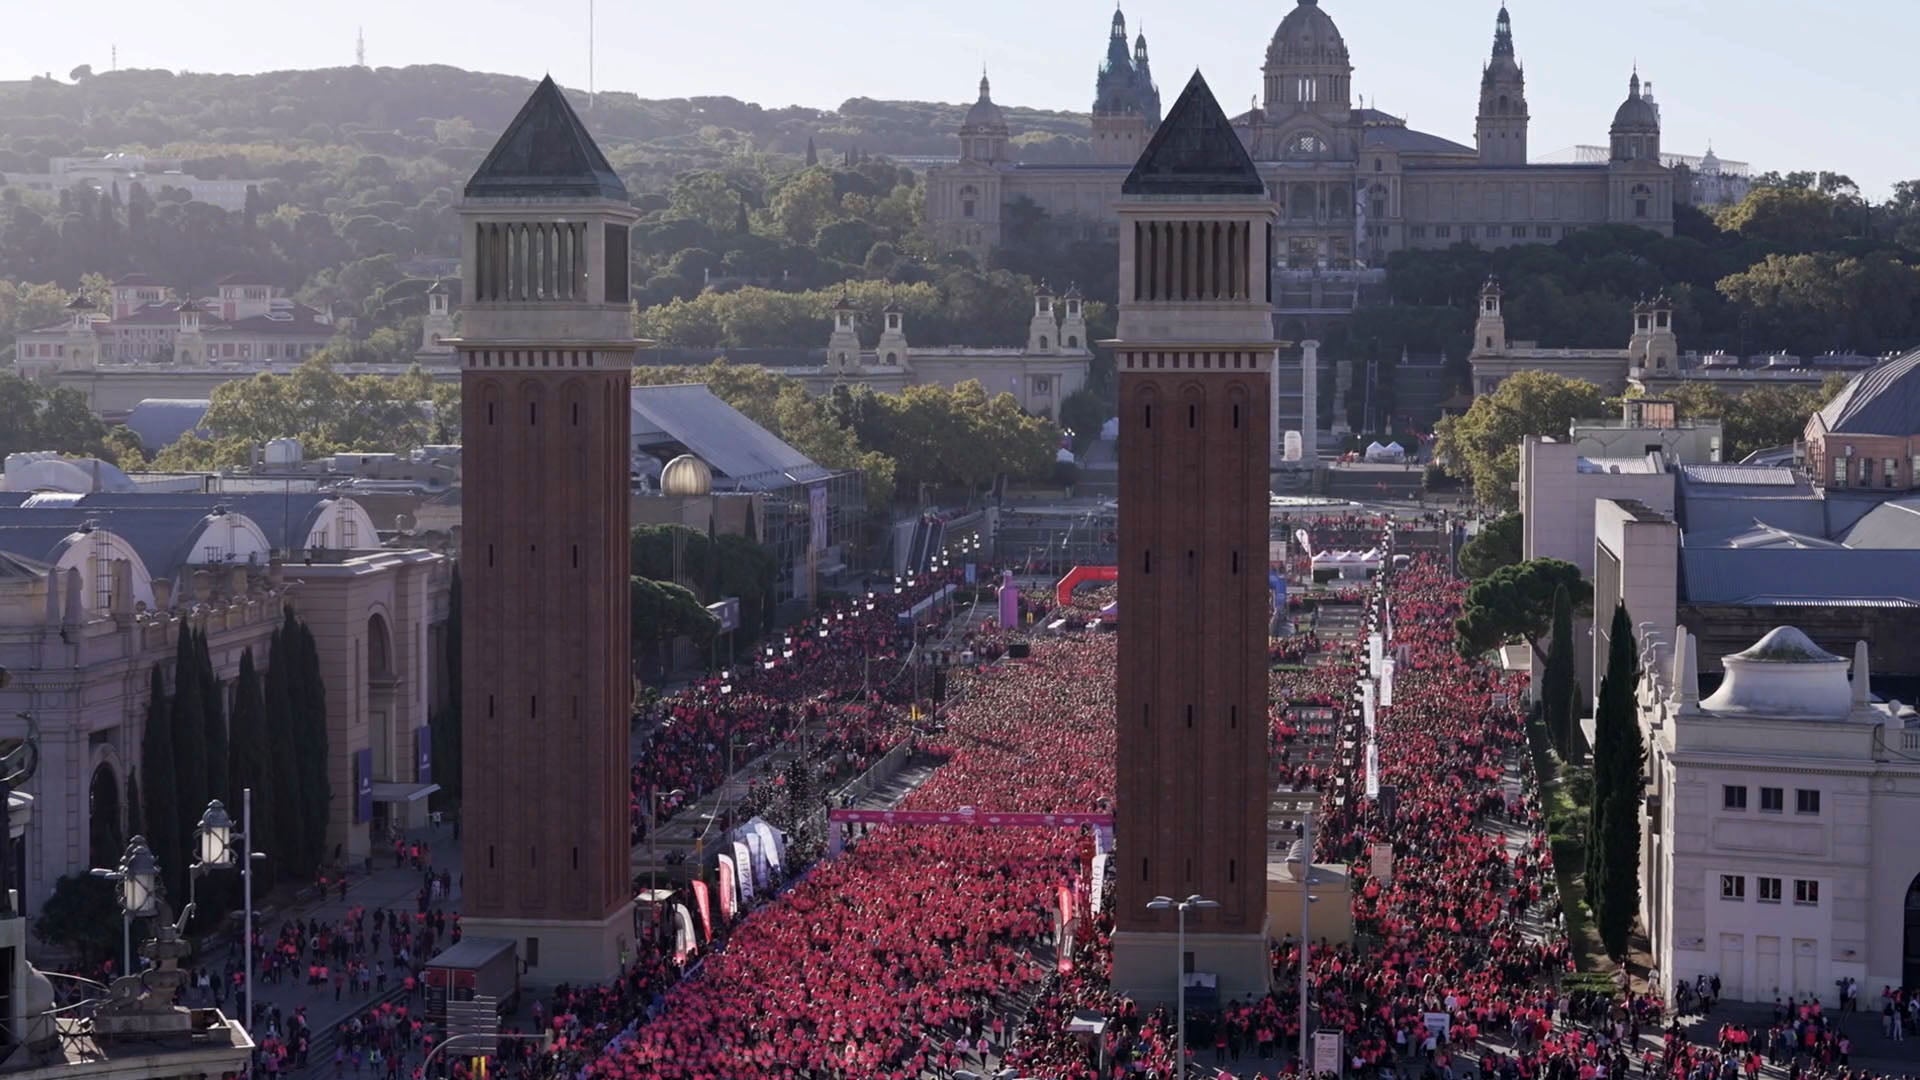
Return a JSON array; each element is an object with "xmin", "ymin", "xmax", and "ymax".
[
  {"xmin": 1133, "ymin": 220, "xmax": 1258, "ymax": 303},
  {"xmin": 1722, "ymin": 874, "xmax": 1819, "ymax": 906},
  {"xmin": 1723, "ymin": 784, "xmax": 1820, "ymax": 815}
]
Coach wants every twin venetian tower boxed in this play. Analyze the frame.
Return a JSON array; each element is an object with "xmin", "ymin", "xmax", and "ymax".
[
  {"xmin": 1110, "ymin": 72, "xmax": 1279, "ymax": 1004},
  {"xmin": 455, "ymin": 77, "xmax": 638, "ymax": 982}
]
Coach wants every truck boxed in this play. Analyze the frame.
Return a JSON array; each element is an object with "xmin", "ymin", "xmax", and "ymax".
[{"xmin": 422, "ymin": 938, "xmax": 520, "ymax": 1023}]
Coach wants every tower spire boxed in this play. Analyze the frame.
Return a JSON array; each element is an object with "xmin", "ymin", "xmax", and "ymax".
[{"xmin": 355, "ymin": 26, "xmax": 365, "ymax": 68}]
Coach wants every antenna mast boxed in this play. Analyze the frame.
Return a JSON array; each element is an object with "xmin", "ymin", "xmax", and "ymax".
[
  {"xmin": 588, "ymin": 0, "xmax": 596, "ymax": 109},
  {"xmin": 356, "ymin": 27, "xmax": 366, "ymax": 68}
]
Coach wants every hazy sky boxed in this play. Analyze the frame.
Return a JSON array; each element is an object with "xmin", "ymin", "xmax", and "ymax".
[{"xmin": 5, "ymin": 0, "xmax": 1915, "ymax": 196}]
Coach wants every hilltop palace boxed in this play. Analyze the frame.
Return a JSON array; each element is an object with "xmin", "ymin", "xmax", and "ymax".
[{"xmin": 927, "ymin": 1, "xmax": 1739, "ymax": 328}]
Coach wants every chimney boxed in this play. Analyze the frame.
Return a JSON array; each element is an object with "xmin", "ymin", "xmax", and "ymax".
[
  {"xmin": 110, "ymin": 559, "xmax": 133, "ymax": 618},
  {"xmin": 42, "ymin": 567, "xmax": 61, "ymax": 626},
  {"xmin": 1678, "ymin": 630, "xmax": 1700, "ymax": 710},
  {"xmin": 1853, "ymin": 640, "xmax": 1870, "ymax": 707},
  {"xmin": 63, "ymin": 566, "xmax": 84, "ymax": 625}
]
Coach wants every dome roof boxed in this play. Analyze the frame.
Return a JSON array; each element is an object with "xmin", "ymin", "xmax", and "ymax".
[
  {"xmin": 659, "ymin": 454, "xmax": 713, "ymax": 497},
  {"xmin": 961, "ymin": 74, "xmax": 1008, "ymax": 134},
  {"xmin": 1612, "ymin": 75, "xmax": 1659, "ymax": 131},
  {"xmin": 1699, "ymin": 626, "xmax": 1857, "ymax": 721},
  {"xmin": 1267, "ymin": 0, "xmax": 1349, "ymax": 69}
]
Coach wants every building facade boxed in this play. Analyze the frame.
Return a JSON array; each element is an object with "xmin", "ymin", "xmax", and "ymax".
[
  {"xmin": 454, "ymin": 76, "xmax": 636, "ymax": 983},
  {"xmin": 786, "ymin": 286, "xmax": 1092, "ymax": 419},
  {"xmin": 1110, "ymin": 72, "xmax": 1277, "ymax": 1005},
  {"xmin": 15, "ymin": 275, "xmax": 336, "ymax": 375},
  {"xmin": 1470, "ymin": 279, "xmax": 1680, "ymax": 396},
  {"xmin": 1803, "ymin": 348, "xmax": 1920, "ymax": 494},
  {"xmin": 1640, "ymin": 625, "xmax": 1920, "ymax": 1004},
  {"xmin": 0, "ymin": 487, "xmax": 444, "ymax": 921},
  {"xmin": 927, "ymin": 2, "xmax": 1675, "ymax": 273}
]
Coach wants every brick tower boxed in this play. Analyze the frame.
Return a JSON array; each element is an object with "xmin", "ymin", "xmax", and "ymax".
[
  {"xmin": 1109, "ymin": 70, "xmax": 1277, "ymax": 1005},
  {"xmin": 454, "ymin": 76, "xmax": 638, "ymax": 983}
]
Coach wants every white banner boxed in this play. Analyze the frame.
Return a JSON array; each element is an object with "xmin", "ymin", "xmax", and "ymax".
[
  {"xmin": 732, "ymin": 840, "xmax": 756, "ymax": 905},
  {"xmin": 1370, "ymin": 841, "xmax": 1394, "ymax": 884},
  {"xmin": 1381, "ymin": 658, "xmax": 1395, "ymax": 708},
  {"xmin": 1313, "ymin": 1030, "xmax": 1344, "ymax": 1076},
  {"xmin": 1090, "ymin": 853, "xmax": 1110, "ymax": 916},
  {"xmin": 1365, "ymin": 741, "xmax": 1380, "ymax": 799},
  {"xmin": 1361, "ymin": 681, "xmax": 1376, "ymax": 733},
  {"xmin": 1369, "ymin": 633, "xmax": 1384, "ymax": 680}
]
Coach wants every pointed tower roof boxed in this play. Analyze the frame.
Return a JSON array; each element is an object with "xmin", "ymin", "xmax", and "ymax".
[
  {"xmin": 1122, "ymin": 71, "xmax": 1264, "ymax": 196},
  {"xmin": 464, "ymin": 75, "xmax": 627, "ymax": 201}
]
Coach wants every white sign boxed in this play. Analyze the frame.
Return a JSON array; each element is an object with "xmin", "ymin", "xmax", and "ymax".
[
  {"xmin": 1380, "ymin": 659, "xmax": 1395, "ymax": 708},
  {"xmin": 1422, "ymin": 1012, "xmax": 1452, "ymax": 1037},
  {"xmin": 1369, "ymin": 842, "xmax": 1394, "ymax": 884},
  {"xmin": 706, "ymin": 596, "xmax": 740, "ymax": 634},
  {"xmin": 1313, "ymin": 1030, "xmax": 1344, "ymax": 1076}
]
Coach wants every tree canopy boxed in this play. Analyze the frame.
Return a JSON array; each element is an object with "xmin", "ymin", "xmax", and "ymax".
[
  {"xmin": 1454, "ymin": 558, "xmax": 1592, "ymax": 660},
  {"xmin": 1433, "ymin": 372, "xmax": 1606, "ymax": 507},
  {"xmin": 1458, "ymin": 512, "xmax": 1523, "ymax": 580}
]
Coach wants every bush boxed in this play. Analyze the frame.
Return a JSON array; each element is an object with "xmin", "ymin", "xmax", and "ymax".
[{"xmin": 33, "ymin": 874, "xmax": 122, "ymax": 966}]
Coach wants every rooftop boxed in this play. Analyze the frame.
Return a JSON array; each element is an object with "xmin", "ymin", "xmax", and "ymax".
[
  {"xmin": 1122, "ymin": 71, "xmax": 1266, "ymax": 198},
  {"xmin": 1814, "ymin": 347, "xmax": 1920, "ymax": 436},
  {"xmin": 464, "ymin": 76, "xmax": 627, "ymax": 202},
  {"xmin": 630, "ymin": 385, "xmax": 831, "ymax": 491}
]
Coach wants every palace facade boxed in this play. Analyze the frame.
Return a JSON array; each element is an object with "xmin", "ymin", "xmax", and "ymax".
[{"xmin": 928, "ymin": 1, "xmax": 1676, "ymax": 287}]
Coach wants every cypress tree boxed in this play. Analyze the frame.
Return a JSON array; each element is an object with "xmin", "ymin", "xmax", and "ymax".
[
  {"xmin": 1595, "ymin": 603, "xmax": 1643, "ymax": 958},
  {"xmin": 168, "ymin": 625, "xmax": 207, "ymax": 900},
  {"xmin": 139, "ymin": 665, "xmax": 182, "ymax": 906},
  {"xmin": 1542, "ymin": 584, "xmax": 1575, "ymax": 756},
  {"xmin": 200, "ymin": 628, "xmax": 229, "ymax": 806},
  {"xmin": 292, "ymin": 618, "xmax": 332, "ymax": 866},
  {"xmin": 228, "ymin": 648, "xmax": 275, "ymax": 884},
  {"xmin": 263, "ymin": 621, "xmax": 305, "ymax": 876},
  {"xmin": 431, "ymin": 563, "xmax": 464, "ymax": 808},
  {"xmin": 126, "ymin": 768, "xmax": 143, "ymax": 841}
]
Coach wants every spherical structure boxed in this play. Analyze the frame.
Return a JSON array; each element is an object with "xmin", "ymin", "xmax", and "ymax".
[
  {"xmin": 1612, "ymin": 95, "xmax": 1659, "ymax": 132},
  {"xmin": 659, "ymin": 454, "xmax": 713, "ymax": 497},
  {"xmin": 961, "ymin": 75, "xmax": 1008, "ymax": 135},
  {"xmin": 1266, "ymin": 0, "xmax": 1349, "ymax": 69}
]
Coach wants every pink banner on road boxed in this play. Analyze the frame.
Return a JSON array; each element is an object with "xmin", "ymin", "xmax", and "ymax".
[{"xmin": 827, "ymin": 808, "xmax": 1113, "ymax": 828}]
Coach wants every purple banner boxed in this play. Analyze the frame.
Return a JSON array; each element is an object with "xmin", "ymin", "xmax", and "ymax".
[
  {"xmin": 997, "ymin": 570, "xmax": 1019, "ymax": 629},
  {"xmin": 354, "ymin": 748, "xmax": 374, "ymax": 823},
  {"xmin": 415, "ymin": 727, "xmax": 432, "ymax": 785}
]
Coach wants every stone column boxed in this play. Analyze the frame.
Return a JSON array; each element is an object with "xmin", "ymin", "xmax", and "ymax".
[{"xmin": 1300, "ymin": 340, "xmax": 1321, "ymax": 468}]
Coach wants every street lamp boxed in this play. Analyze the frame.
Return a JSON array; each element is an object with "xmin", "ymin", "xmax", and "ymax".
[
  {"xmin": 192, "ymin": 792, "xmax": 264, "ymax": 1034},
  {"xmin": 648, "ymin": 788, "xmax": 688, "ymax": 896},
  {"xmin": 91, "ymin": 837, "xmax": 158, "ymax": 977},
  {"xmin": 1146, "ymin": 894, "xmax": 1219, "ymax": 1080},
  {"xmin": 1285, "ymin": 807, "xmax": 1321, "ymax": 1073}
]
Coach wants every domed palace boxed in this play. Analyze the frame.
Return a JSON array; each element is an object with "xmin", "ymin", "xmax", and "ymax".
[{"xmin": 928, "ymin": 1, "xmax": 1675, "ymax": 328}]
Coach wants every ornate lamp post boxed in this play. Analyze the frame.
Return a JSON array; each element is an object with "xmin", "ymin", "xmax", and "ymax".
[
  {"xmin": 187, "ymin": 795, "xmax": 263, "ymax": 1033},
  {"xmin": 91, "ymin": 837, "xmax": 158, "ymax": 976}
]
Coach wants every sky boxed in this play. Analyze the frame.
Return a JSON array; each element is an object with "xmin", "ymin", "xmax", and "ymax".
[{"xmin": 4, "ymin": 0, "xmax": 1915, "ymax": 197}]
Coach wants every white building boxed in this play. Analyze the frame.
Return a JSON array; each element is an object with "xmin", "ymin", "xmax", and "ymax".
[
  {"xmin": 1, "ymin": 154, "xmax": 256, "ymax": 212},
  {"xmin": 1640, "ymin": 624, "xmax": 1920, "ymax": 1005}
]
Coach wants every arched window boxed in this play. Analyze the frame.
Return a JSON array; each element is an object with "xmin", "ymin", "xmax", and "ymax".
[
  {"xmin": 1039, "ymin": 336, "xmax": 1049, "ymax": 350},
  {"xmin": 1497, "ymin": 95, "xmax": 1509, "ymax": 115},
  {"xmin": 1632, "ymin": 183, "xmax": 1653, "ymax": 220},
  {"xmin": 1067, "ymin": 335, "xmax": 1079, "ymax": 349},
  {"xmin": 884, "ymin": 352, "xmax": 897, "ymax": 365},
  {"xmin": 960, "ymin": 185, "xmax": 977, "ymax": 219}
]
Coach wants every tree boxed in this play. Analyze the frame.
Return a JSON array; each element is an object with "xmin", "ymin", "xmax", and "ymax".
[
  {"xmin": 631, "ymin": 576, "xmax": 718, "ymax": 676},
  {"xmin": 1715, "ymin": 186, "xmax": 1844, "ymax": 249},
  {"xmin": 139, "ymin": 665, "xmax": 182, "ymax": 908},
  {"xmin": 227, "ymin": 647, "xmax": 275, "ymax": 882},
  {"xmin": 199, "ymin": 628, "xmax": 229, "ymax": 806},
  {"xmin": 32, "ymin": 874, "xmax": 120, "ymax": 966},
  {"xmin": 1433, "ymin": 372, "xmax": 1606, "ymax": 507},
  {"xmin": 1542, "ymin": 584, "xmax": 1576, "ymax": 756},
  {"xmin": 289, "ymin": 615, "xmax": 331, "ymax": 869},
  {"xmin": 262, "ymin": 620, "xmax": 304, "ymax": 876},
  {"xmin": 1717, "ymin": 253, "xmax": 1920, "ymax": 360},
  {"xmin": 1590, "ymin": 603, "xmax": 1643, "ymax": 958},
  {"xmin": 1459, "ymin": 513, "xmax": 1523, "ymax": 580},
  {"xmin": 1454, "ymin": 558, "xmax": 1591, "ymax": 661},
  {"xmin": 804, "ymin": 137, "xmax": 819, "ymax": 167},
  {"xmin": 167, "ymin": 626, "xmax": 207, "ymax": 899},
  {"xmin": 768, "ymin": 169, "xmax": 839, "ymax": 245}
]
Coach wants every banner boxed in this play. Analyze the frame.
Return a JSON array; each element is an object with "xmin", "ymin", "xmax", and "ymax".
[
  {"xmin": 716, "ymin": 855, "xmax": 738, "ymax": 920},
  {"xmin": 1294, "ymin": 528, "xmax": 1314, "ymax": 559},
  {"xmin": 828, "ymin": 808, "xmax": 1113, "ymax": 828},
  {"xmin": 827, "ymin": 820, "xmax": 846, "ymax": 858},
  {"xmin": 1369, "ymin": 842, "xmax": 1394, "ymax": 884},
  {"xmin": 732, "ymin": 840, "xmax": 756, "ymax": 905},
  {"xmin": 415, "ymin": 727, "xmax": 432, "ymax": 785},
  {"xmin": 1368, "ymin": 632, "xmax": 1384, "ymax": 680},
  {"xmin": 743, "ymin": 832, "xmax": 770, "ymax": 892},
  {"xmin": 1380, "ymin": 658, "xmax": 1395, "ymax": 708},
  {"xmin": 1056, "ymin": 885, "xmax": 1076, "ymax": 974},
  {"xmin": 1313, "ymin": 1031, "xmax": 1344, "ymax": 1076},
  {"xmin": 690, "ymin": 880, "xmax": 713, "ymax": 942},
  {"xmin": 672, "ymin": 904, "xmax": 697, "ymax": 962},
  {"xmin": 964, "ymin": 562, "xmax": 977, "ymax": 585},
  {"xmin": 354, "ymin": 748, "xmax": 374, "ymax": 823},
  {"xmin": 1090, "ymin": 853, "xmax": 1110, "ymax": 915},
  {"xmin": 808, "ymin": 483, "xmax": 828, "ymax": 551},
  {"xmin": 1365, "ymin": 741, "xmax": 1381, "ymax": 799},
  {"xmin": 1268, "ymin": 570, "xmax": 1287, "ymax": 613},
  {"xmin": 997, "ymin": 570, "xmax": 1020, "ymax": 629}
]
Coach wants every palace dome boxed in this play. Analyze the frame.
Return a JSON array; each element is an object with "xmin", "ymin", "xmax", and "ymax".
[
  {"xmin": 961, "ymin": 75, "xmax": 1009, "ymax": 134},
  {"xmin": 1612, "ymin": 75, "xmax": 1659, "ymax": 131},
  {"xmin": 659, "ymin": 454, "xmax": 713, "ymax": 498},
  {"xmin": 1699, "ymin": 626, "xmax": 1855, "ymax": 721},
  {"xmin": 1266, "ymin": 0, "xmax": 1349, "ymax": 69}
]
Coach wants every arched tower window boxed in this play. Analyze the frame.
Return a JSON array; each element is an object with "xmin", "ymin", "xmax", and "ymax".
[
  {"xmin": 1632, "ymin": 183, "xmax": 1653, "ymax": 220},
  {"xmin": 960, "ymin": 185, "xmax": 978, "ymax": 219}
]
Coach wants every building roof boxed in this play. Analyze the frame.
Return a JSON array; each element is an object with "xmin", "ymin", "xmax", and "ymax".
[
  {"xmin": 1840, "ymin": 497, "xmax": 1920, "ymax": 550},
  {"xmin": 0, "ymin": 505, "xmax": 241, "ymax": 579},
  {"xmin": 464, "ymin": 75, "xmax": 627, "ymax": 202},
  {"xmin": 1815, "ymin": 347, "xmax": 1920, "ymax": 436},
  {"xmin": 1681, "ymin": 547, "xmax": 1920, "ymax": 606},
  {"xmin": 0, "ymin": 524, "xmax": 91, "ymax": 566},
  {"xmin": 0, "ymin": 550, "xmax": 51, "ymax": 580},
  {"xmin": 1268, "ymin": 0, "xmax": 1348, "ymax": 68},
  {"xmin": 1611, "ymin": 75, "xmax": 1659, "ymax": 132},
  {"xmin": 962, "ymin": 74, "xmax": 1010, "ymax": 134},
  {"xmin": 1122, "ymin": 71, "xmax": 1266, "ymax": 197},
  {"xmin": 1698, "ymin": 523, "xmax": 1844, "ymax": 550},
  {"xmin": 0, "ymin": 491, "xmax": 347, "ymax": 559},
  {"xmin": 1576, "ymin": 455, "xmax": 1662, "ymax": 475},
  {"xmin": 125, "ymin": 399, "xmax": 212, "ymax": 452},
  {"xmin": 1679, "ymin": 464, "xmax": 1797, "ymax": 486},
  {"xmin": 629, "ymin": 384, "xmax": 831, "ymax": 490},
  {"xmin": 1360, "ymin": 125, "xmax": 1476, "ymax": 156}
]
